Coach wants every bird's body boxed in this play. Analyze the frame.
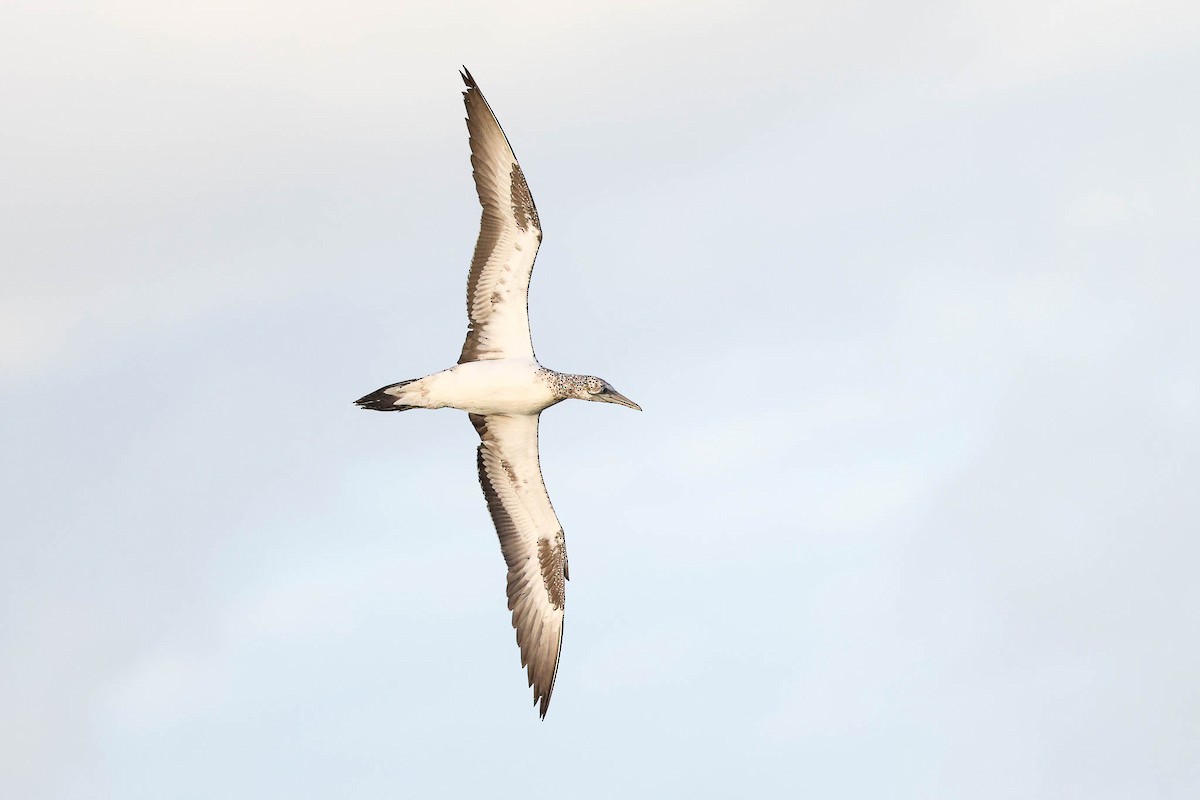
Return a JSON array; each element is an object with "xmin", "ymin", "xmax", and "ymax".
[
  {"xmin": 354, "ymin": 69, "xmax": 638, "ymax": 718},
  {"xmin": 358, "ymin": 360, "xmax": 594, "ymax": 416}
]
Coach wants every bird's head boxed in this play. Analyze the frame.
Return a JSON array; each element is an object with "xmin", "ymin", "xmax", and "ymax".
[{"xmin": 574, "ymin": 376, "xmax": 641, "ymax": 410}]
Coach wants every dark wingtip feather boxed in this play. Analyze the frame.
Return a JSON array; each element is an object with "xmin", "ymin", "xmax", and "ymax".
[{"xmin": 461, "ymin": 66, "xmax": 477, "ymax": 89}]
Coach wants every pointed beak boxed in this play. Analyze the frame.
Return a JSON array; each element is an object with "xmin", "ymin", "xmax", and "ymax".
[{"xmin": 601, "ymin": 390, "xmax": 642, "ymax": 411}]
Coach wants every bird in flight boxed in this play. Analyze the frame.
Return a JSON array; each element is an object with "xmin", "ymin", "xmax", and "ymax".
[{"xmin": 355, "ymin": 68, "xmax": 640, "ymax": 717}]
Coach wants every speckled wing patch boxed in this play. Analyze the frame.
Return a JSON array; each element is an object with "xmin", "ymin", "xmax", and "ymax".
[
  {"xmin": 538, "ymin": 532, "xmax": 567, "ymax": 609},
  {"xmin": 510, "ymin": 163, "xmax": 541, "ymax": 236}
]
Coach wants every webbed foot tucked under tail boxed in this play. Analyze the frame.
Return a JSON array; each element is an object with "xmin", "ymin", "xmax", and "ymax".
[{"xmin": 354, "ymin": 379, "xmax": 419, "ymax": 411}]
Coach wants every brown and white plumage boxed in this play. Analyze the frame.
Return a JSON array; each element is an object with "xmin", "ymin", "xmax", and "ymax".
[
  {"xmin": 354, "ymin": 68, "xmax": 639, "ymax": 718},
  {"xmin": 459, "ymin": 67, "xmax": 542, "ymax": 365},
  {"xmin": 471, "ymin": 413, "xmax": 566, "ymax": 716}
]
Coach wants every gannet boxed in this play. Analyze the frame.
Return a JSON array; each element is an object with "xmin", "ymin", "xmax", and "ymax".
[{"xmin": 354, "ymin": 69, "xmax": 640, "ymax": 718}]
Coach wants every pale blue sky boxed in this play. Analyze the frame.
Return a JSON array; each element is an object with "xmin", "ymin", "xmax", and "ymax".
[{"xmin": 3, "ymin": 2, "xmax": 1199, "ymax": 798}]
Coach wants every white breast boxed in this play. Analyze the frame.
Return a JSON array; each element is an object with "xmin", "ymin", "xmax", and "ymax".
[{"xmin": 421, "ymin": 359, "xmax": 557, "ymax": 415}]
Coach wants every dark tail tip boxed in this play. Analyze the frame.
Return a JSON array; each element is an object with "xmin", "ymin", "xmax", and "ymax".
[{"xmin": 354, "ymin": 379, "xmax": 418, "ymax": 412}]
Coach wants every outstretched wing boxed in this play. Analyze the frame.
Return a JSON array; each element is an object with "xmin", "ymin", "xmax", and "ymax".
[
  {"xmin": 459, "ymin": 68, "xmax": 543, "ymax": 364},
  {"xmin": 469, "ymin": 412, "xmax": 567, "ymax": 717}
]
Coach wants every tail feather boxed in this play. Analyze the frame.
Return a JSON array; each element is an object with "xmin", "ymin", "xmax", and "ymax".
[{"xmin": 355, "ymin": 379, "xmax": 419, "ymax": 412}]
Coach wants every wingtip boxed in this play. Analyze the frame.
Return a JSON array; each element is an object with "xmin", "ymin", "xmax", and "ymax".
[
  {"xmin": 460, "ymin": 66, "xmax": 477, "ymax": 89},
  {"xmin": 527, "ymin": 668, "xmax": 553, "ymax": 719}
]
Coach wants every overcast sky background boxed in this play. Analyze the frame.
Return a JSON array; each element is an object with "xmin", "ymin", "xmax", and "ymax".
[{"xmin": 3, "ymin": 2, "xmax": 1199, "ymax": 798}]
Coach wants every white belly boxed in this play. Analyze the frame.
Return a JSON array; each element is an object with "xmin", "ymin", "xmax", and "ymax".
[{"xmin": 407, "ymin": 360, "xmax": 558, "ymax": 415}]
